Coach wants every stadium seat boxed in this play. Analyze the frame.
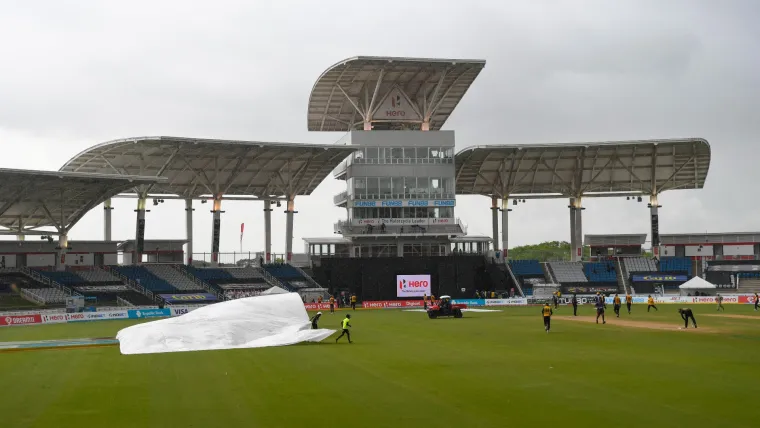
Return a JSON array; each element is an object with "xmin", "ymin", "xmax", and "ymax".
[
  {"xmin": 111, "ymin": 266, "xmax": 178, "ymax": 293},
  {"xmin": 548, "ymin": 262, "xmax": 588, "ymax": 283},
  {"xmin": 584, "ymin": 261, "xmax": 617, "ymax": 282},
  {"xmin": 508, "ymin": 259, "xmax": 543, "ymax": 276},
  {"xmin": 623, "ymin": 257, "xmax": 657, "ymax": 273},
  {"xmin": 143, "ymin": 264, "xmax": 204, "ymax": 292},
  {"xmin": 659, "ymin": 257, "xmax": 692, "ymax": 275}
]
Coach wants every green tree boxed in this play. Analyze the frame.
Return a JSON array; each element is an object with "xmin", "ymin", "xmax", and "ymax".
[{"xmin": 507, "ymin": 241, "xmax": 592, "ymax": 261}]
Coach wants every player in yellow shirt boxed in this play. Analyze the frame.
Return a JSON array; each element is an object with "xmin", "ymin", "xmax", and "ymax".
[
  {"xmin": 542, "ymin": 302, "xmax": 553, "ymax": 333},
  {"xmin": 335, "ymin": 314, "xmax": 352, "ymax": 343},
  {"xmin": 329, "ymin": 296, "xmax": 335, "ymax": 314},
  {"xmin": 613, "ymin": 294, "xmax": 622, "ymax": 318},
  {"xmin": 647, "ymin": 295, "xmax": 658, "ymax": 312},
  {"xmin": 350, "ymin": 294, "xmax": 357, "ymax": 311},
  {"xmin": 625, "ymin": 293, "xmax": 633, "ymax": 314}
]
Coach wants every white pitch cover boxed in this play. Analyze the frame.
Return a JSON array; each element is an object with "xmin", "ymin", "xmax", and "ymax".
[{"xmin": 116, "ymin": 293, "xmax": 335, "ymax": 355}]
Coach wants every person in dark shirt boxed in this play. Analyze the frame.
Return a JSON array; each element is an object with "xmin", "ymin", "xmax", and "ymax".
[
  {"xmin": 571, "ymin": 293, "xmax": 578, "ymax": 316},
  {"xmin": 595, "ymin": 298, "xmax": 606, "ymax": 324},
  {"xmin": 678, "ymin": 308, "xmax": 697, "ymax": 329},
  {"xmin": 310, "ymin": 312, "xmax": 322, "ymax": 329},
  {"xmin": 542, "ymin": 302, "xmax": 553, "ymax": 333}
]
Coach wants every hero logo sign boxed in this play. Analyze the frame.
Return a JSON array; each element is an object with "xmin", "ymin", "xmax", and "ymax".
[
  {"xmin": 396, "ymin": 274, "xmax": 431, "ymax": 298},
  {"xmin": 372, "ymin": 88, "xmax": 420, "ymax": 121}
]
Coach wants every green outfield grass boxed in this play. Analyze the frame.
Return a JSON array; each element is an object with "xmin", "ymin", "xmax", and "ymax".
[{"xmin": 1, "ymin": 304, "xmax": 759, "ymax": 428}]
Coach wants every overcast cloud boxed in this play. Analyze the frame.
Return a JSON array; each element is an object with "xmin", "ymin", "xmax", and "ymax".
[{"xmin": 1, "ymin": 0, "xmax": 758, "ymax": 256}]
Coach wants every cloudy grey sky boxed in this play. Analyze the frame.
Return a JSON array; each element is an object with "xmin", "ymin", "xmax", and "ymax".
[{"xmin": 1, "ymin": 0, "xmax": 758, "ymax": 256}]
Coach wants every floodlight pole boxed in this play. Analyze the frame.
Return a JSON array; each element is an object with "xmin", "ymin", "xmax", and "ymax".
[
  {"xmin": 55, "ymin": 232, "xmax": 68, "ymax": 271},
  {"xmin": 284, "ymin": 196, "xmax": 296, "ymax": 263},
  {"xmin": 649, "ymin": 194, "xmax": 661, "ymax": 259},
  {"xmin": 185, "ymin": 199, "xmax": 194, "ymax": 265},
  {"xmin": 210, "ymin": 195, "xmax": 223, "ymax": 266},
  {"xmin": 103, "ymin": 198, "xmax": 113, "ymax": 241},
  {"xmin": 501, "ymin": 198, "xmax": 511, "ymax": 259},
  {"xmin": 491, "ymin": 196, "xmax": 500, "ymax": 252},
  {"xmin": 569, "ymin": 197, "xmax": 584, "ymax": 262},
  {"xmin": 264, "ymin": 199, "xmax": 272, "ymax": 262},
  {"xmin": 134, "ymin": 195, "xmax": 147, "ymax": 265}
]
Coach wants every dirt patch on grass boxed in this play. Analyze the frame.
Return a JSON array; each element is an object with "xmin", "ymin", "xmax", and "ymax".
[
  {"xmin": 555, "ymin": 316, "xmax": 712, "ymax": 332},
  {"xmin": 702, "ymin": 314, "xmax": 760, "ymax": 321}
]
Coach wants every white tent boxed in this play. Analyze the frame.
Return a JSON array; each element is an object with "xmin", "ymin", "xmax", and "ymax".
[
  {"xmin": 261, "ymin": 285, "xmax": 289, "ymax": 295},
  {"xmin": 678, "ymin": 276, "xmax": 716, "ymax": 290}
]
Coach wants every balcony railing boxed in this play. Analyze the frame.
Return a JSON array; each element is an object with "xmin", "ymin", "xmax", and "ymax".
[
  {"xmin": 353, "ymin": 157, "xmax": 454, "ymax": 165},
  {"xmin": 334, "ymin": 218, "xmax": 466, "ymax": 237},
  {"xmin": 333, "ymin": 191, "xmax": 348, "ymax": 205},
  {"xmin": 350, "ymin": 192, "xmax": 456, "ymax": 201}
]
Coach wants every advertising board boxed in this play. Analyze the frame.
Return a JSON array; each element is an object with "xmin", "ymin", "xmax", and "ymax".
[
  {"xmin": 483, "ymin": 298, "xmax": 527, "ymax": 306},
  {"xmin": 1, "ymin": 314, "xmax": 42, "ymax": 326},
  {"xmin": 159, "ymin": 293, "xmax": 218, "ymax": 304},
  {"xmin": 303, "ymin": 303, "xmax": 335, "ymax": 311},
  {"xmin": 42, "ymin": 313, "xmax": 67, "ymax": 324},
  {"xmin": 452, "ymin": 299, "xmax": 485, "ymax": 307},
  {"xmin": 127, "ymin": 309, "xmax": 172, "ymax": 319},
  {"xmin": 631, "ymin": 274, "xmax": 689, "ymax": 282},
  {"xmin": 362, "ymin": 300, "xmax": 424, "ymax": 309},
  {"xmin": 396, "ymin": 274, "xmax": 431, "ymax": 298}
]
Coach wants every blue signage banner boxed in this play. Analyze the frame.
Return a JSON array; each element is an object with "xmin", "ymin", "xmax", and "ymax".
[
  {"xmin": 159, "ymin": 293, "xmax": 218, "ymax": 303},
  {"xmin": 127, "ymin": 309, "xmax": 172, "ymax": 319},
  {"xmin": 452, "ymin": 299, "xmax": 485, "ymax": 307},
  {"xmin": 352, "ymin": 199, "xmax": 456, "ymax": 208},
  {"xmin": 631, "ymin": 274, "xmax": 688, "ymax": 282}
]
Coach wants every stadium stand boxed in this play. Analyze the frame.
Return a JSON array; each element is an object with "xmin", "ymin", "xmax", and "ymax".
[
  {"xmin": 143, "ymin": 264, "xmax": 204, "ymax": 291},
  {"xmin": 584, "ymin": 261, "xmax": 617, "ymax": 282},
  {"xmin": 111, "ymin": 266, "xmax": 178, "ymax": 293},
  {"xmin": 33, "ymin": 270, "xmax": 85, "ymax": 287},
  {"xmin": 548, "ymin": 262, "xmax": 588, "ymax": 283},
  {"xmin": 262, "ymin": 264, "xmax": 315, "ymax": 290},
  {"xmin": 76, "ymin": 267, "xmax": 124, "ymax": 284},
  {"xmin": 623, "ymin": 257, "xmax": 658, "ymax": 273},
  {"xmin": 659, "ymin": 257, "xmax": 692, "ymax": 275},
  {"xmin": 508, "ymin": 260, "xmax": 543, "ymax": 276},
  {"xmin": 24, "ymin": 287, "xmax": 69, "ymax": 304}
]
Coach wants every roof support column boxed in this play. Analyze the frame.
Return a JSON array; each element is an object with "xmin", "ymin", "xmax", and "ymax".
[
  {"xmin": 569, "ymin": 197, "xmax": 584, "ymax": 262},
  {"xmin": 491, "ymin": 196, "xmax": 499, "ymax": 252},
  {"xmin": 134, "ymin": 195, "xmax": 147, "ymax": 265},
  {"xmin": 649, "ymin": 194, "xmax": 661, "ymax": 259},
  {"xmin": 210, "ymin": 196, "xmax": 223, "ymax": 265},
  {"xmin": 363, "ymin": 122, "xmax": 372, "ymax": 131},
  {"xmin": 421, "ymin": 122, "xmax": 430, "ymax": 131},
  {"xmin": 185, "ymin": 199, "xmax": 194, "ymax": 265},
  {"xmin": 55, "ymin": 232, "xmax": 68, "ymax": 271},
  {"xmin": 501, "ymin": 198, "xmax": 511, "ymax": 259},
  {"xmin": 264, "ymin": 200, "xmax": 272, "ymax": 262},
  {"xmin": 284, "ymin": 196, "xmax": 296, "ymax": 263},
  {"xmin": 17, "ymin": 217, "xmax": 24, "ymax": 241},
  {"xmin": 103, "ymin": 198, "xmax": 113, "ymax": 241}
]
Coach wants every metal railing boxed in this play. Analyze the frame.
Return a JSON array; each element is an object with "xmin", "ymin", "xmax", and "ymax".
[
  {"xmin": 504, "ymin": 263, "xmax": 525, "ymax": 297},
  {"xmin": 116, "ymin": 296, "xmax": 135, "ymax": 307},
  {"xmin": 293, "ymin": 265, "xmax": 322, "ymax": 289},
  {"xmin": 191, "ymin": 252, "xmax": 263, "ymax": 267}
]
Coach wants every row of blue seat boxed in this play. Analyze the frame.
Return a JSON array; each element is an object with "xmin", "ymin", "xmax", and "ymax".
[
  {"xmin": 112, "ymin": 266, "xmax": 177, "ymax": 293},
  {"xmin": 584, "ymin": 261, "xmax": 616, "ymax": 282},
  {"xmin": 508, "ymin": 260, "xmax": 543, "ymax": 276}
]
